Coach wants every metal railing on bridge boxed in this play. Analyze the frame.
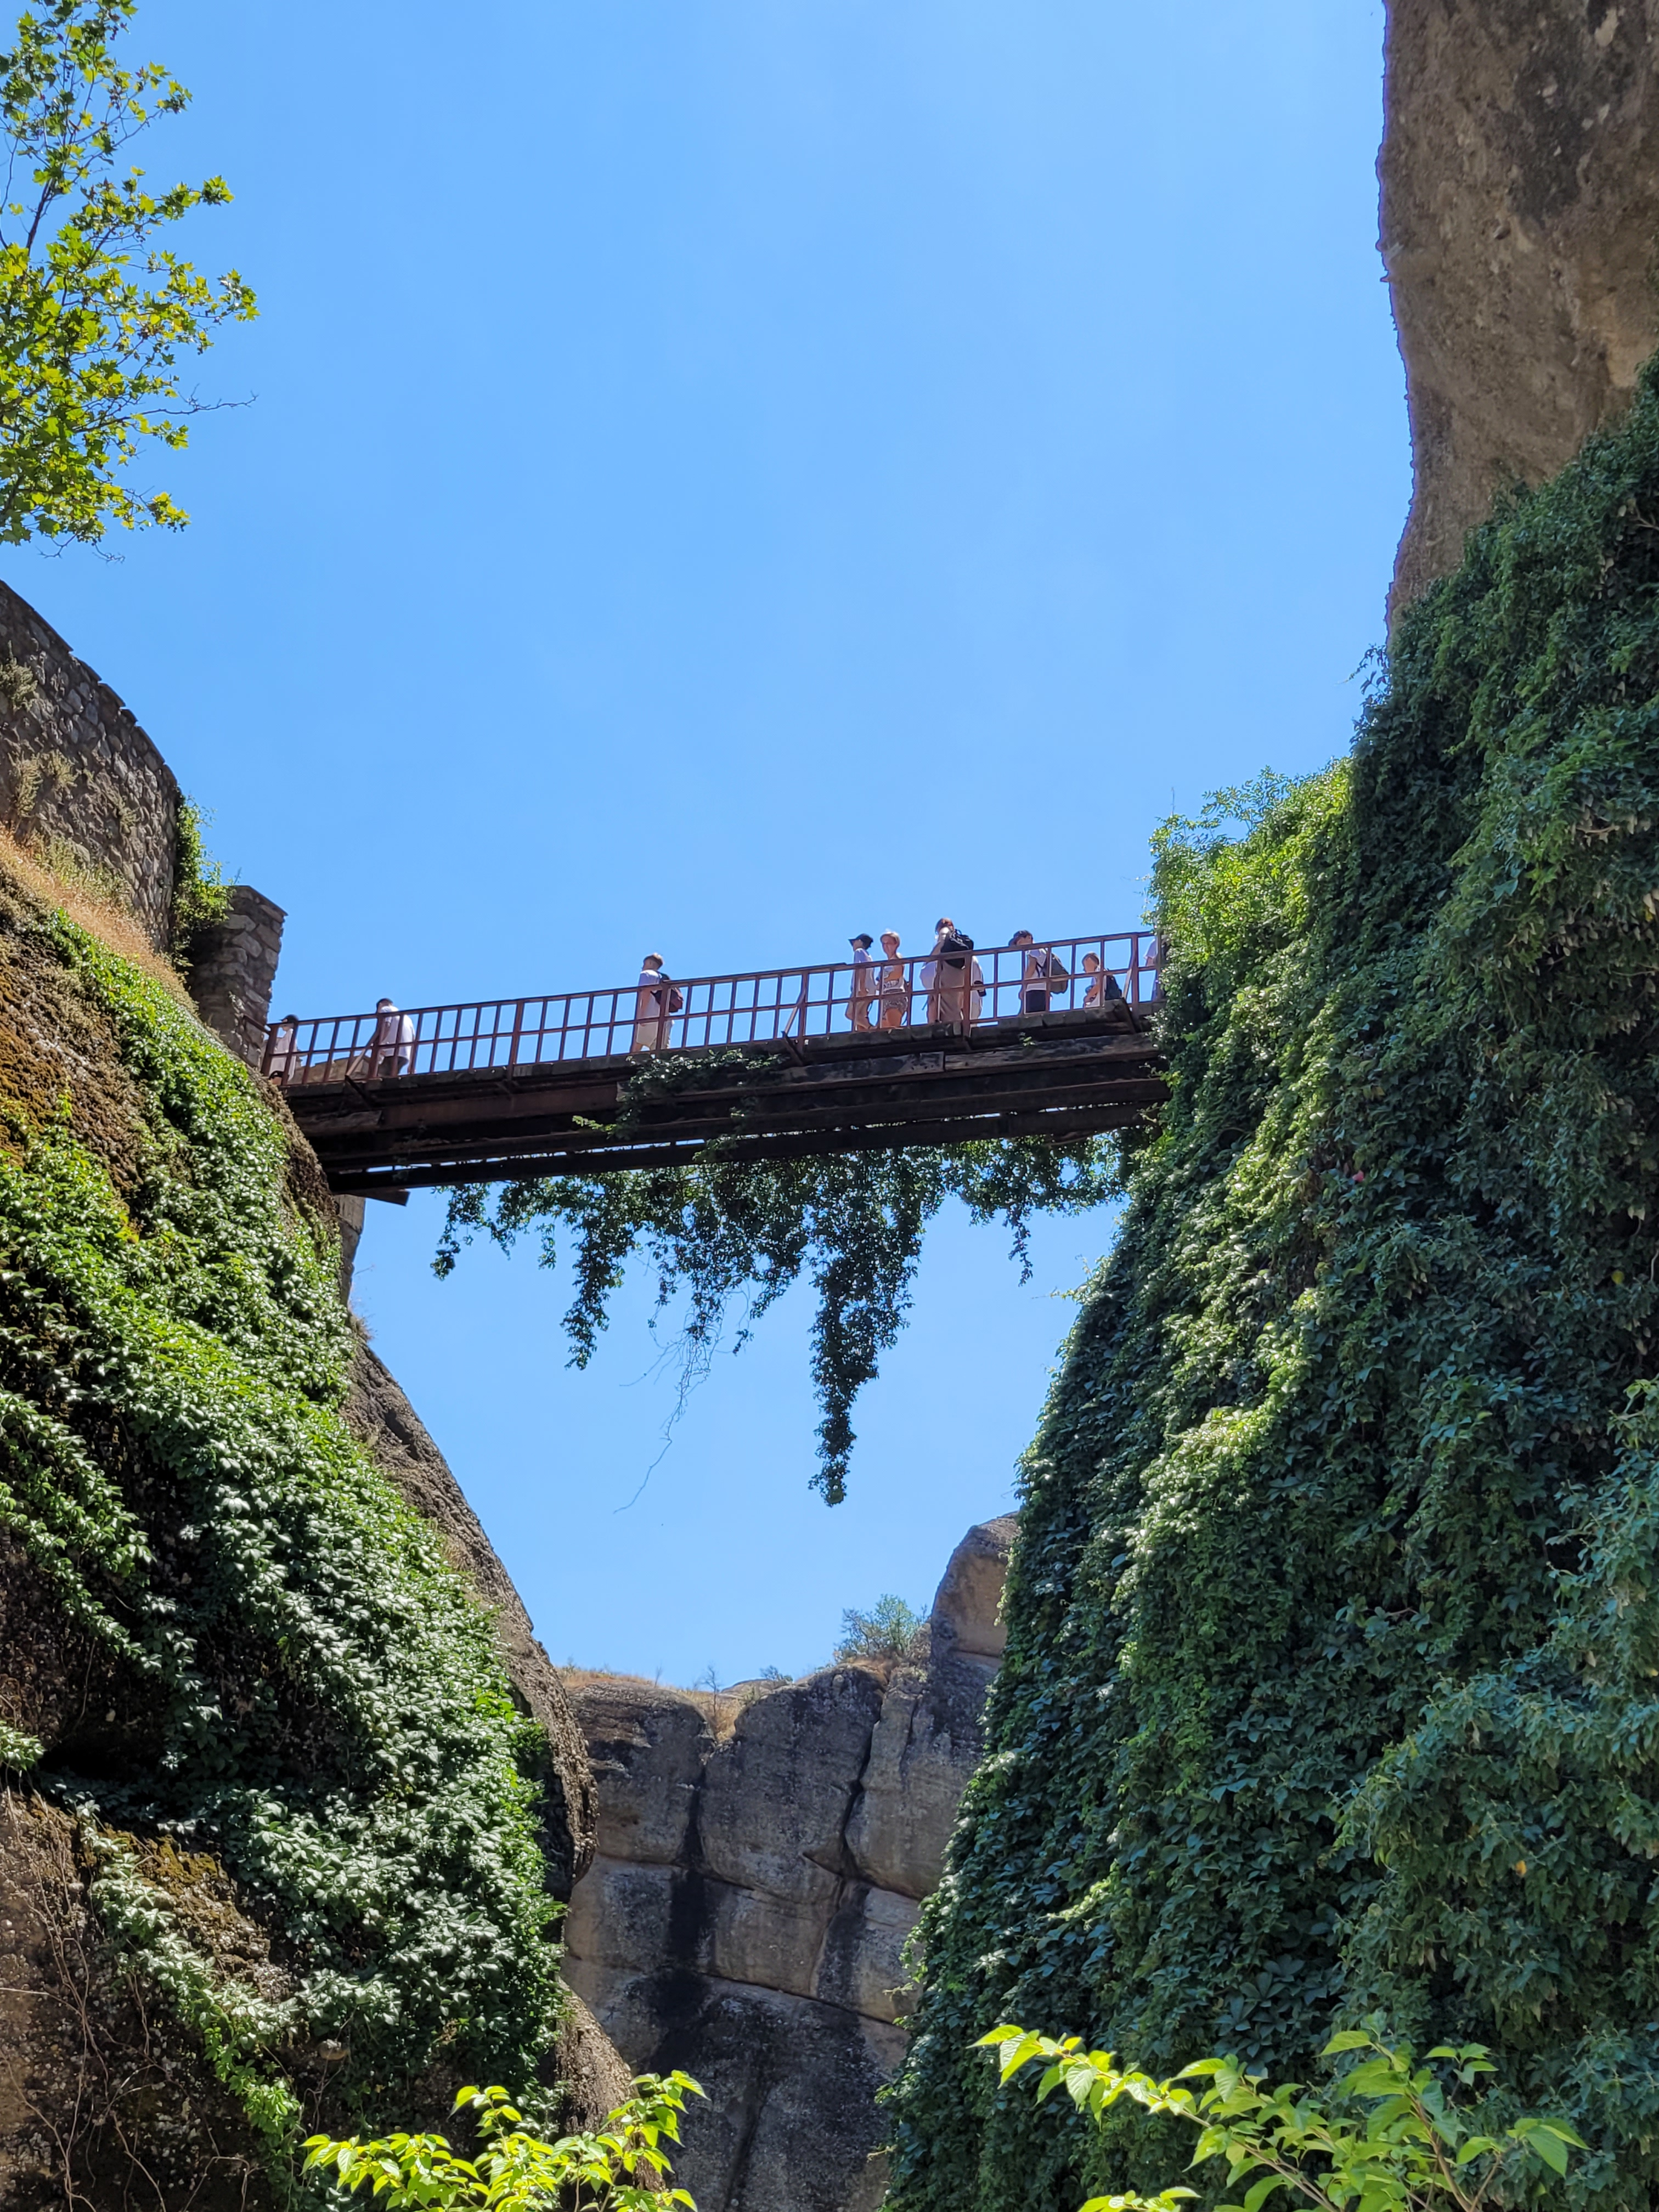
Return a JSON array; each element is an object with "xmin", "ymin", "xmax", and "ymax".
[{"xmin": 263, "ymin": 929, "xmax": 1161, "ymax": 1088}]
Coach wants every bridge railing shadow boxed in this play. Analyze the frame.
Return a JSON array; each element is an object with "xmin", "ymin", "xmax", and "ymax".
[{"xmin": 264, "ymin": 930, "xmax": 1162, "ymax": 1089}]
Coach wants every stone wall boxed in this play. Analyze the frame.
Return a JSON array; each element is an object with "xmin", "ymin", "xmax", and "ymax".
[
  {"xmin": 561, "ymin": 1516, "xmax": 1016, "ymax": 2212},
  {"xmin": 1382, "ymin": 0, "xmax": 1659, "ymax": 611},
  {"xmin": 0, "ymin": 580, "xmax": 179, "ymax": 947},
  {"xmin": 188, "ymin": 885, "xmax": 286, "ymax": 1068}
]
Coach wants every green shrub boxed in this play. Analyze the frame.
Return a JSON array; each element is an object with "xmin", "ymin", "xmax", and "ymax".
[
  {"xmin": 303, "ymin": 2074, "xmax": 704, "ymax": 2211},
  {"xmin": 170, "ymin": 794, "xmax": 230, "ymax": 966},
  {"xmin": 836, "ymin": 1594, "xmax": 926, "ymax": 1664}
]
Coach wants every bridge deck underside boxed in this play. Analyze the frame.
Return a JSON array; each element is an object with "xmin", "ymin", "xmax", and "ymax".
[{"xmin": 281, "ymin": 1007, "xmax": 1166, "ymax": 1194}]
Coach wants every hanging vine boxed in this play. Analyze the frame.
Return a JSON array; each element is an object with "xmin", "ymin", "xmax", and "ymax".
[{"xmin": 436, "ymin": 1132, "xmax": 1121, "ymax": 1504}]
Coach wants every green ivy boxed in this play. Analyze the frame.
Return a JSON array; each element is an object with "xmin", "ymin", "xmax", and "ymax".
[
  {"xmin": 0, "ymin": 901, "xmax": 562, "ymax": 2146},
  {"xmin": 86, "ymin": 1826, "xmax": 303, "ymax": 2154},
  {"xmin": 170, "ymin": 794, "xmax": 231, "ymax": 968},
  {"xmin": 883, "ymin": 360, "xmax": 1659, "ymax": 2209},
  {"xmin": 438, "ymin": 1135, "xmax": 1121, "ymax": 1504}
]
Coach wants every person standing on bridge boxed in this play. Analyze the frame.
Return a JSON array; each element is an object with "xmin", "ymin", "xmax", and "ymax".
[
  {"xmin": 366, "ymin": 997, "xmax": 415, "ymax": 1079},
  {"xmin": 1081, "ymin": 950, "xmax": 1124, "ymax": 1008},
  {"xmin": 632, "ymin": 954, "xmax": 680, "ymax": 1052},
  {"xmin": 877, "ymin": 931, "xmax": 909, "ymax": 1029},
  {"xmin": 920, "ymin": 949, "xmax": 940, "ymax": 1023},
  {"xmin": 1012, "ymin": 929, "xmax": 1068, "ymax": 1014},
  {"xmin": 929, "ymin": 918, "xmax": 974, "ymax": 1024},
  {"xmin": 1142, "ymin": 933, "xmax": 1167, "ymax": 1003},
  {"xmin": 266, "ymin": 1014, "xmax": 300, "ymax": 1086},
  {"xmin": 846, "ymin": 934, "xmax": 876, "ymax": 1030}
]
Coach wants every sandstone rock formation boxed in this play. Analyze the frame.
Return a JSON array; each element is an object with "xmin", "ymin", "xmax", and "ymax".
[
  {"xmin": 343, "ymin": 1341, "xmax": 599, "ymax": 1902},
  {"xmin": 1383, "ymin": 0, "xmax": 1659, "ymax": 610},
  {"xmin": 562, "ymin": 1516, "xmax": 1017, "ymax": 2212},
  {"xmin": 337, "ymin": 1340, "xmax": 639, "ymax": 2128},
  {"xmin": 0, "ymin": 1791, "xmax": 299, "ymax": 2212}
]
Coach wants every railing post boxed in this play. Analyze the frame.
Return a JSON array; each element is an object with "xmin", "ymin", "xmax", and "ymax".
[{"xmin": 509, "ymin": 999, "xmax": 524, "ymax": 1069}]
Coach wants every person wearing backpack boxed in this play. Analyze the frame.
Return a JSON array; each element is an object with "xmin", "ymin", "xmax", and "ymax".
[
  {"xmin": 631, "ymin": 954, "xmax": 682, "ymax": 1052},
  {"xmin": 1011, "ymin": 929, "xmax": 1069, "ymax": 1014},
  {"xmin": 930, "ymin": 917, "xmax": 974, "ymax": 1025}
]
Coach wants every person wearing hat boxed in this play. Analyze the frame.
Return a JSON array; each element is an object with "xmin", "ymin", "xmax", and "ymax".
[
  {"xmin": 846, "ymin": 933, "xmax": 877, "ymax": 1030},
  {"xmin": 631, "ymin": 953, "xmax": 680, "ymax": 1053}
]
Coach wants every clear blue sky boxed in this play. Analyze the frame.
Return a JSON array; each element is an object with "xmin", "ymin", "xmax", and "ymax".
[{"xmin": 5, "ymin": 0, "xmax": 1406, "ymax": 1684}]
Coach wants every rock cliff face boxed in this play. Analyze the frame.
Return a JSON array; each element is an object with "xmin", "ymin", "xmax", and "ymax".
[
  {"xmin": 342, "ymin": 1342, "xmax": 597, "ymax": 1898},
  {"xmin": 562, "ymin": 1517, "xmax": 1016, "ymax": 2212},
  {"xmin": 1383, "ymin": 0, "xmax": 1659, "ymax": 609},
  {"xmin": 0, "ymin": 583, "xmax": 624, "ymax": 2205}
]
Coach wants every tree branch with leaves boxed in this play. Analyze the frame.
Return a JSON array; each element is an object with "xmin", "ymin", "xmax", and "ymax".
[
  {"xmin": 0, "ymin": 0, "xmax": 254, "ymax": 544},
  {"xmin": 980, "ymin": 2024, "xmax": 1586, "ymax": 2212}
]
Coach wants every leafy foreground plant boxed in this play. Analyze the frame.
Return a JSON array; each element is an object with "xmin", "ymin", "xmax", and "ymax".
[
  {"xmin": 437, "ymin": 1137, "xmax": 1119, "ymax": 1502},
  {"xmin": 983, "ymin": 2025, "xmax": 1584, "ymax": 2212},
  {"xmin": 0, "ymin": 0, "xmax": 255, "ymax": 544},
  {"xmin": 303, "ymin": 2076, "xmax": 704, "ymax": 2212}
]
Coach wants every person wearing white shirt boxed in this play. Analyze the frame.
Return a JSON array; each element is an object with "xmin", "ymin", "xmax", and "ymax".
[
  {"xmin": 631, "ymin": 955, "xmax": 680, "ymax": 1052},
  {"xmin": 366, "ymin": 997, "xmax": 415, "ymax": 1078},
  {"xmin": 1011, "ymin": 929, "xmax": 1068, "ymax": 1014},
  {"xmin": 266, "ymin": 1014, "xmax": 300, "ymax": 1085}
]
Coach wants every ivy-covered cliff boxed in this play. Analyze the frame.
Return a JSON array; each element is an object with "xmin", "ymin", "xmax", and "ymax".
[
  {"xmin": 0, "ymin": 857, "xmax": 597, "ymax": 2208},
  {"xmin": 885, "ymin": 358, "xmax": 1659, "ymax": 2210}
]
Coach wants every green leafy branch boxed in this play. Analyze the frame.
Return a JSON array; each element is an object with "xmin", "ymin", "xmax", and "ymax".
[
  {"xmin": 303, "ymin": 2075, "xmax": 706, "ymax": 2212},
  {"xmin": 981, "ymin": 2024, "xmax": 1584, "ymax": 2212},
  {"xmin": 0, "ymin": 0, "xmax": 256, "ymax": 544}
]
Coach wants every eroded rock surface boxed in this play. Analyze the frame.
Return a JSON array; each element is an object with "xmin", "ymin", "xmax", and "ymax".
[
  {"xmin": 343, "ymin": 1341, "xmax": 598, "ymax": 1900},
  {"xmin": 562, "ymin": 1515, "xmax": 1017, "ymax": 2212},
  {"xmin": 341, "ymin": 1341, "xmax": 631, "ymax": 2118},
  {"xmin": 1383, "ymin": 0, "xmax": 1659, "ymax": 609},
  {"xmin": 0, "ymin": 1791, "xmax": 280, "ymax": 2212}
]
